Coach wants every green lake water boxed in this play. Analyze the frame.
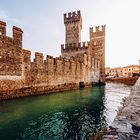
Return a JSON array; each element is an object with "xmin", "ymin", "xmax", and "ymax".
[{"xmin": 0, "ymin": 83, "xmax": 131, "ymax": 140}]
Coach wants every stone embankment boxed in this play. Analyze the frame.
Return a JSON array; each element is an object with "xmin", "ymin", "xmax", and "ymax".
[
  {"xmin": 106, "ymin": 77, "xmax": 138, "ymax": 86},
  {"xmin": 0, "ymin": 83, "xmax": 81, "ymax": 100},
  {"xmin": 103, "ymin": 78, "xmax": 140, "ymax": 140}
]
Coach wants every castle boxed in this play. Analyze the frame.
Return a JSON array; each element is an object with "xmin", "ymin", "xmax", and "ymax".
[{"xmin": 0, "ymin": 11, "xmax": 105, "ymax": 100}]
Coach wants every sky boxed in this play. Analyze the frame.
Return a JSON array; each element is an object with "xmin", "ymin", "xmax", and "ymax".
[{"xmin": 0, "ymin": 0, "xmax": 140, "ymax": 67}]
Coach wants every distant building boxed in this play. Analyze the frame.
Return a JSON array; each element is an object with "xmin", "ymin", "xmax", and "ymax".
[
  {"xmin": 122, "ymin": 65, "xmax": 139, "ymax": 77},
  {"xmin": 106, "ymin": 65, "xmax": 140, "ymax": 78}
]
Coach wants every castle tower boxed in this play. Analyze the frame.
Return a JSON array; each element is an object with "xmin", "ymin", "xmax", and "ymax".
[
  {"xmin": 90, "ymin": 25, "xmax": 106, "ymax": 83},
  {"xmin": 64, "ymin": 10, "xmax": 82, "ymax": 44}
]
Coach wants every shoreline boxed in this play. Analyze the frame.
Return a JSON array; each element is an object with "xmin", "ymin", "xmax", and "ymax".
[
  {"xmin": 0, "ymin": 83, "xmax": 95, "ymax": 101},
  {"xmin": 103, "ymin": 78, "xmax": 140, "ymax": 139},
  {"xmin": 106, "ymin": 77, "xmax": 138, "ymax": 86},
  {"xmin": 0, "ymin": 80, "xmax": 105, "ymax": 101}
]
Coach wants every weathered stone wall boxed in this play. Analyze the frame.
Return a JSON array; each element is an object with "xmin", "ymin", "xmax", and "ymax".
[
  {"xmin": 103, "ymin": 77, "xmax": 140, "ymax": 140},
  {"xmin": 0, "ymin": 21, "xmax": 23, "ymax": 76},
  {"xmin": 61, "ymin": 42, "xmax": 88, "ymax": 61},
  {"xmin": 29, "ymin": 53, "xmax": 89, "ymax": 86},
  {"xmin": 90, "ymin": 25, "xmax": 106, "ymax": 82},
  {"xmin": 61, "ymin": 41, "xmax": 101, "ymax": 84},
  {"xmin": 0, "ymin": 10, "xmax": 106, "ymax": 100},
  {"xmin": 0, "ymin": 45, "xmax": 90, "ymax": 100}
]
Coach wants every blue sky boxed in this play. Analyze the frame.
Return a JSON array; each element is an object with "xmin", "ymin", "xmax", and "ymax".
[{"xmin": 0, "ymin": 0, "xmax": 140, "ymax": 67}]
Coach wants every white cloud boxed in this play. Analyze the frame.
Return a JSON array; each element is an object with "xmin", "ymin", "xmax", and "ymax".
[
  {"xmin": 0, "ymin": 8, "xmax": 23, "ymax": 37},
  {"xmin": 0, "ymin": 8, "xmax": 8, "ymax": 20},
  {"xmin": 0, "ymin": 8, "xmax": 22, "ymax": 25}
]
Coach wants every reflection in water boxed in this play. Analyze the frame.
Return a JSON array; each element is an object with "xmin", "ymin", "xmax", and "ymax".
[{"xmin": 0, "ymin": 83, "xmax": 131, "ymax": 140}]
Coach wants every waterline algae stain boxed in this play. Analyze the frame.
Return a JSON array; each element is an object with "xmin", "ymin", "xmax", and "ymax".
[{"xmin": 0, "ymin": 83, "xmax": 131, "ymax": 140}]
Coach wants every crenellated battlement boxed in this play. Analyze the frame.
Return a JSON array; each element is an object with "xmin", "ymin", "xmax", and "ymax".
[
  {"xmin": 55, "ymin": 56, "xmax": 62, "ymax": 61},
  {"xmin": 21, "ymin": 49, "xmax": 87, "ymax": 77},
  {"xmin": 0, "ymin": 20, "xmax": 23, "ymax": 76},
  {"xmin": 64, "ymin": 10, "xmax": 81, "ymax": 24},
  {"xmin": 21, "ymin": 48, "xmax": 86, "ymax": 76},
  {"xmin": 34, "ymin": 52, "xmax": 44, "ymax": 67},
  {"xmin": 61, "ymin": 41, "xmax": 90, "ymax": 53},
  {"xmin": 0, "ymin": 21, "xmax": 6, "ymax": 36},
  {"xmin": 22, "ymin": 49, "xmax": 31, "ymax": 64},
  {"xmin": 0, "ymin": 20, "xmax": 23, "ymax": 38},
  {"xmin": 0, "ymin": 20, "xmax": 23, "ymax": 48},
  {"xmin": 90, "ymin": 25, "xmax": 106, "ymax": 38},
  {"xmin": 22, "ymin": 49, "xmax": 31, "ymax": 55},
  {"xmin": 90, "ymin": 25, "xmax": 106, "ymax": 33},
  {"xmin": 0, "ymin": 21, "xmax": 6, "ymax": 26},
  {"xmin": 13, "ymin": 26, "xmax": 23, "ymax": 33},
  {"xmin": 46, "ymin": 55, "xmax": 53, "ymax": 59}
]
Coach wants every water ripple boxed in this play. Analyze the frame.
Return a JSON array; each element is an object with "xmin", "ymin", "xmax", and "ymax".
[{"xmin": 0, "ymin": 83, "xmax": 131, "ymax": 140}]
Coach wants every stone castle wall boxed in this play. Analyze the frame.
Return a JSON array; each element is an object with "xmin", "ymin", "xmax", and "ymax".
[
  {"xmin": 0, "ymin": 21, "xmax": 23, "ymax": 76},
  {"xmin": 0, "ymin": 22, "xmax": 91, "ymax": 99},
  {"xmin": 0, "ymin": 10, "xmax": 105, "ymax": 100},
  {"xmin": 61, "ymin": 42, "xmax": 89, "ymax": 61},
  {"xmin": 24, "ymin": 51, "xmax": 90, "ymax": 87}
]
